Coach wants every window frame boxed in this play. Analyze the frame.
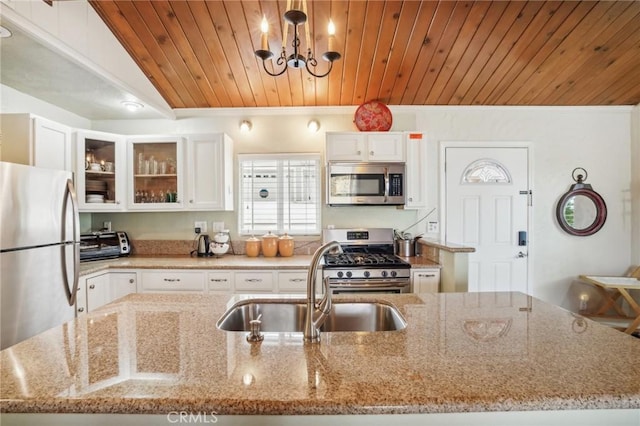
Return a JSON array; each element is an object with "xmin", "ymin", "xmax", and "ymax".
[{"xmin": 237, "ymin": 153, "xmax": 322, "ymax": 236}]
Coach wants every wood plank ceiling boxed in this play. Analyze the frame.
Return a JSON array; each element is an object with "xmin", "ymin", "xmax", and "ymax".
[{"xmin": 89, "ymin": 0, "xmax": 640, "ymax": 109}]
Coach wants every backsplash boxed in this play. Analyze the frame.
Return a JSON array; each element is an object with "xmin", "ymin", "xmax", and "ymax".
[{"xmin": 130, "ymin": 239, "xmax": 322, "ymax": 256}]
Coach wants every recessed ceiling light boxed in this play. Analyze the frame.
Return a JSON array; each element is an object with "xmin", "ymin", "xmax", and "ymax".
[
  {"xmin": 0, "ymin": 26, "xmax": 12, "ymax": 38},
  {"xmin": 121, "ymin": 101, "xmax": 144, "ymax": 111}
]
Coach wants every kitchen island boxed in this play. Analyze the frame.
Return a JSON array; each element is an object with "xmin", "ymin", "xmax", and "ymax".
[{"xmin": 1, "ymin": 292, "xmax": 638, "ymax": 425}]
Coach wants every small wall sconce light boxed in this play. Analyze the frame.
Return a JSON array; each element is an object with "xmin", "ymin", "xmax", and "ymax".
[
  {"xmin": 239, "ymin": 120, "xmax": 252, "ymax": 133},
  {"xmin": 121, "ymin": 101, "xmax": 144, "ymax": 112},
  {"xmin": 307, "ymin": 119, "xmax": 320, "ymax": 133}
]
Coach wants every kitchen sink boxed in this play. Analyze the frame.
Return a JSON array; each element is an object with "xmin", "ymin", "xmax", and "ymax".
[{"xmin": 216, "ymin": 299, "xmax": 407, "ymax": 332}]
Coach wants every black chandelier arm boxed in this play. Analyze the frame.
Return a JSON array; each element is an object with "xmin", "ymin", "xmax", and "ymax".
[
  {"xmin": 255, "ymin": 48, "xmax": 289, "ymax": 77},
  {"xmin": 305, "ymin": 58, "xmax": 334, "ymax": 78}
]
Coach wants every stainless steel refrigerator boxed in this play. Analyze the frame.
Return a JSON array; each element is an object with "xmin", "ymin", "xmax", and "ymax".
[{"xmin": 0, "ymin": 161, "xmax": 80, "ymax": 350}]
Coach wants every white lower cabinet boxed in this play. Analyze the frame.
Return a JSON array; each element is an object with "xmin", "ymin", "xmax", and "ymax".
[
  {"xmin": 207, "ymin": 271, "xmax": 233, "ymax": 293},
  {"xmin": 77, "ymin": 271, "xmax": 138, "ymax": 314},
  {"xmin": 140, "ymin": 270, "xmax": 205, "ymax": 293},
  {"xmin": 411, "ymin": 268, "xmax": 441, "ymax": 293},
  {"xmin": 234, "ymin": 271, "xmax": 275, "ymax": 293},
  {"xmin": 277, "ymin": 270, "xmax": 308, "ymax": 293}
]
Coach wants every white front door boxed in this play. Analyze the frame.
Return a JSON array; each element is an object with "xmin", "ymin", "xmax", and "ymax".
[{"xmin": 445, "ymin": 146, "xmax": 530, "ymax": 293}]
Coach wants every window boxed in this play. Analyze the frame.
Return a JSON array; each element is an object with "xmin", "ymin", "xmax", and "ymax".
[
  {"xmin": 461, "ymin": 159, "xmax": 511, "ymax": 184},
  {"xmin": 239, "ymin": 154, "xmax": 321, "ymax": 235}
]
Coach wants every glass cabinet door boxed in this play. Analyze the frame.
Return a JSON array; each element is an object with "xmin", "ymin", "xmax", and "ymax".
[
  {"xmin": 128, "ymin": 137, "xmax": 184, "ymax": 210},
  {"xmin": 76, "ymin": 130, "xmax": 125, "ymax": 211}
]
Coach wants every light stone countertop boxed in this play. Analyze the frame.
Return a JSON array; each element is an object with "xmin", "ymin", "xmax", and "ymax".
[
  {"xmin": 79, "ymin": 255, "xmax": 440, "ymax": 275},
  {"xmin": 1, "ymin": 292, "xmax": 638, "ymax": 415}
]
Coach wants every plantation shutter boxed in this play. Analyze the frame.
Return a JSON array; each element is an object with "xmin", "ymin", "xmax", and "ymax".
[{"xmin": 239, "ymin": 154, "xmax": 321, "ymax": 235}]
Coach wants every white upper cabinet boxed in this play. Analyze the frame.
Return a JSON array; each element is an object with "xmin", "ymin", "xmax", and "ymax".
[
  {"xmin": 404, "ymin": 132, "xmax": 427, "ymax": 209},
  {"xmin": 186, "ymin": 133, "xmax": 234, "ymax": 211},
  {"xmin": 75, "ymin": 130, "xmax": 126, "ymax": 212},
  {"xmin": 0, "ymin": 114, "xmax": 73, "ymax": 172},
  {"xmin": 127, "ymin": 136, "xmax": 186, "ymax": 210},
  {"xmin": 326, "ymin": 132, "xmax": 405, "ymax": 162}
]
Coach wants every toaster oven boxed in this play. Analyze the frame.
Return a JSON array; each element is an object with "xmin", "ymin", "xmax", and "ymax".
[{"xmin": 80, "ymin": 231, "xmax": 130, "ymax": 262}]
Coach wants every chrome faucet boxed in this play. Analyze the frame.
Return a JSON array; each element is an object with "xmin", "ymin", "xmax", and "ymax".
[{"xmin": 304, "ymin": 240, "xmax": 342, "ymax": 343}]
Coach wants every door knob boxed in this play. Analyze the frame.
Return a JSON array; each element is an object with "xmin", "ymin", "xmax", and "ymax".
[{"xmin": 517, "ymin": 251, "xmax": 528, "ymax": 258}]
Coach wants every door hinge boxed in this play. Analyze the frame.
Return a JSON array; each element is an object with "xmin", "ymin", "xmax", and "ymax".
[{"xmin": 519, "ymin": 190, "xmax": 533, "ymax": 206}]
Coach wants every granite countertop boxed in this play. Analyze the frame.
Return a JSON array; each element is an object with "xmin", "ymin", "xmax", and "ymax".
[
  {"xmin": 417, "ymin": 237, "xmax": 475, "ymax": 253},
  {"xmin": 1, "ymin": 292, "xmax": 638, "ymax": 415},
  {"xmin": 79, "ymin": 255, "xmax": 440, "ymax": 275}
]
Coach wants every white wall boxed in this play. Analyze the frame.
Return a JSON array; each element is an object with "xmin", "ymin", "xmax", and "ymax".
[
  {"xmin": 415, "ymin": 106, "xmax": 632, "ymax": 303},
  {"xmin": 631, "ymin": 105, "xmax": 640, "ymax": 264}
]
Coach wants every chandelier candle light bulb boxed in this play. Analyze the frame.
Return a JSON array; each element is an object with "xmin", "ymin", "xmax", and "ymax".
[
  {"xmin": 328, "ymin": 20, "xmax": 336, "ymax": 52},
  {"xmin": 261, "ymin": 16, "xmax": 269, "ymax": 51}
]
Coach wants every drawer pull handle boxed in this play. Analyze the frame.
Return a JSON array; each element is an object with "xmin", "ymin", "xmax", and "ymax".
[
  {"xmin": 163, "ymin": 278, "xmax": 180, "ymax": 282},
  {"xmin": 210, "ymin": 279, "xmax": 228, "ymax": 282},
  {"xmin": 418, "ymin": 274, "xmax": 435, "ymax": 278},
  {"xmin": 290, "ymin": 278, "xmax": 305, "ymax": 282},
  {"xmin": 245, "ymin": 278, "xmax": 263, "ymax": 283}
]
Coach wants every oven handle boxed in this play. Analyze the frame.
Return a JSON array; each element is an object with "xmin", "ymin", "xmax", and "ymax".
[
  {"xmin": 383, "ymin": 166, "xmax": 389, "ymax": 203},
  {"xmin": 329, "ymin": 279, "xmax": 410, "ymax": 288}
]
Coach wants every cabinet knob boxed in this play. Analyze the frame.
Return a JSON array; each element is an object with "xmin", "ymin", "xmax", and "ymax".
[
  {"xmin": 357, "ymin": 150, "xmax": 361, "ymax": 155},
  {"xmin": 189, "ymin": 200, "xmax": 193, "ymax": 203},
  {"xmin": 370, "ymin": 151, "xmax": 374, "ymax": 156},
  {"xmin": 129, "ymin": 279, "xmax": 135, "ymax": 284},
  {"xmin": 89, "ymin": 284, "xmax": 95, "ymax": 289},
  {"xmin": 408, "ymin": 197, "xmax": 413, "ymax": 202},
  {"xmin": 78, "ymin": 307, "xmax": 85, "ymax": 312},
  {"xmin": 116, "ymin": 200, "xmax": 121, "ymax": 205}
]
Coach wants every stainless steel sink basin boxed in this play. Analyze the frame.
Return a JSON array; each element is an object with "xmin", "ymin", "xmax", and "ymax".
[{"xmin": 217, "ymin": 299, "xmax": 407, "ymax": 332}]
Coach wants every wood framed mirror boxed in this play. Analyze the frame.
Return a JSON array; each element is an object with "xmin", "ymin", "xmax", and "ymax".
[{"xmin": 556, "ymin": 168, "xmax": 607, "ymax": 236}]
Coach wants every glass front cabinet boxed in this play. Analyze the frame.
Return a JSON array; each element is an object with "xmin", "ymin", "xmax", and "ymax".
[
  {"xmin": 127, "ymin": 136, "xmax": 185, "ymax": 210},
  {"xmin": 75, "ymin": 130, "xmax": 126, "ymax": 212}
]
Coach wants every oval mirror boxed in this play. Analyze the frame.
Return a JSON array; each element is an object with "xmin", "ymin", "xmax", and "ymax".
[{"xmin": 556, "ymin": 169, "xmax": 607, "ymax": 236}]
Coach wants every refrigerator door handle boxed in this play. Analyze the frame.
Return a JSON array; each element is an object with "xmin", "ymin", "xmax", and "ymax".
[{"xmin": 62, "ymin": 178, "xmax": 80, "ymax": 306}]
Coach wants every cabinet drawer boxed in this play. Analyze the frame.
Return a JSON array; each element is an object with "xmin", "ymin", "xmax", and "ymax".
[
  {"xmin": 411, "ymin": 269, "xmax": 440, "ymax": 293},
  {"xmin": 141, "ymin": 270, "xmax": 205, "ymax": 292},
  {"xmin": 207, "ymin": 271, "xmax": 233, "ymax": 292},
  {"xmin": 234, "ymin": 271, "xmax": 274, "ymax": 292},
  {"xmin": 277, "ymin": 271, "xmax": 308, "ymax": 293}
]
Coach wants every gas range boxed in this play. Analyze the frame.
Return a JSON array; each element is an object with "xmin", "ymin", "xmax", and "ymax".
[{"xmin": 322, "ymin": 228, "xmax": 411, "ymax": 293}]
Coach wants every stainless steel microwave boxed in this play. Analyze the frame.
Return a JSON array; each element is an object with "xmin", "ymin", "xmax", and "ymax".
[{"xmin": 327, "ymin": 162, "xmax": 405, "ymax": 206}]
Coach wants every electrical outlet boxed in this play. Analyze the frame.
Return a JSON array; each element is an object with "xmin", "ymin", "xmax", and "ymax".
[
  {"xmin": 194, "ymin": 221, "xmax": 207, "ymax": 233},
  {"xmin": 427, "ymin": 221, "xmax": 439, "ymax": 233}
]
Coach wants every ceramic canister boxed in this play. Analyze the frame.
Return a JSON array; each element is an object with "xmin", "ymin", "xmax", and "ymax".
[
  {"xmin": 245, "ymin": 236, "xmax": 261, "ymax": 257},
  {"xmin": 278, "ymin": 233, "xmax": 294, "ymax": 257},
  {"xmin": 261, "ymin": 231, "xmax": 279, "ymax": 257}
]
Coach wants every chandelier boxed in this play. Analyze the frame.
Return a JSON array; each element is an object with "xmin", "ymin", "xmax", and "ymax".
[{"xmin": 254, "ymin": 0, "xmax": 341, "ymax": 78}]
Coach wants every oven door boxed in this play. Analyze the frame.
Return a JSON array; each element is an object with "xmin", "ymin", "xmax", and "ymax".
[
  {"xmin": 328, "ymin": 279, "xmax": 411, "ymax": 294},
  {"xmin": 327, "ymin": 163, "xmax": 405, "ymax": 205}
]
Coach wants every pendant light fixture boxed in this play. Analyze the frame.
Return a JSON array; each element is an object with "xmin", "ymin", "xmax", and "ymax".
[{"xmin": 254, "ymin": 0, "xmax": 341, "ymax": 78}]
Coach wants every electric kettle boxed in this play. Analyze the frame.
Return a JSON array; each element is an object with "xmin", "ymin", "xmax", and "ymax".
[{"xmin": 197, "ymin": 234, "xmax": 212, "ymax": 257}]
